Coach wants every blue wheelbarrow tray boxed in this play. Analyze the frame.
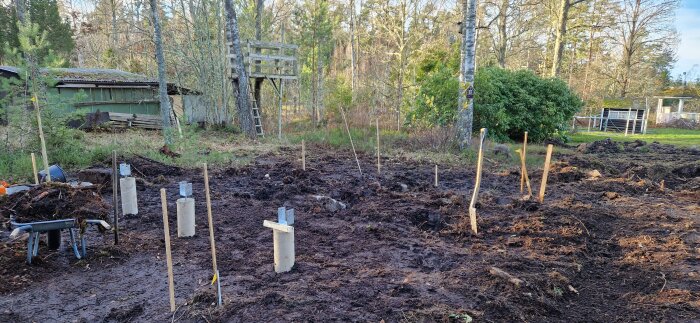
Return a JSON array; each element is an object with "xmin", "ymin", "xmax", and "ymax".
[{"xmin": 9, "ymin": 218, "xmax": 112, "ymax": 264}]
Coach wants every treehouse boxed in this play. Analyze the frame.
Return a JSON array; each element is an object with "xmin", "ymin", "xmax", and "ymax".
[{"xmin": 227, "ymin": 40, "xmax": 299, "ymax": 137}]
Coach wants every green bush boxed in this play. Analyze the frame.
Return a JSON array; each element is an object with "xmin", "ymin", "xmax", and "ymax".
[
  {"xmin": 407, "ymin": 65, "xmax": 459, "ymax": 127},
  {"xmin": 474, "ymin": 67, "xmax": 583, "ymax": 142},
  {"xmin": 407, "ymin": 63, "xmax": 583, "ymax": 142}
]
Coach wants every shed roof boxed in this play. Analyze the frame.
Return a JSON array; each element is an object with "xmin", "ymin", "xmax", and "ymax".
[
  {"xmin": 0, "ymin": 66, "xmax": 198, "ymax": 94},
  {"xmin": 652, "ymin": 96, "xmax": 694, "ymax": 99}
]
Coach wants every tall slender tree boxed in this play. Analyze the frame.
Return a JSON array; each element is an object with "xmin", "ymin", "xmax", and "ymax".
[
  {"xmin": 551, "ymin": 0, "xmax": 588, "ymax": 77},
  {"xmin": 224, "ymin": 0, "xmax": 255, "ymax": 137},
  {"xmin": 458, "ymin": 0, "xmax": 477, "ymax": 148},
  {"xmin": 617, "ymin": 0, "xmax": 678, "ymax": 97},
  {"xmin": 148, "ymin": 0, "xmax": 173, "ymax": 144}
]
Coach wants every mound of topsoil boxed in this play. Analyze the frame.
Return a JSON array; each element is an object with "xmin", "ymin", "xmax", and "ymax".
[
  {"xmin": 0, "ymin": 182, "xmax": 110, "ymax": 229},
  {"xmin": 577, "ymin": 138, "xmax": 622, "ymax": 154}
]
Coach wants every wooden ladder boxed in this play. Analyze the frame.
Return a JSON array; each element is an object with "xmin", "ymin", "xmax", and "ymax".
[{"xmin": 249, "ymin": 81, "xmax": 264, "ymax": 137}]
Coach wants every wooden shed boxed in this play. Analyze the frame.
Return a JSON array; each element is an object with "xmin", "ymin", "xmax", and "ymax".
[
  {"xmin": 0, "ymin": 66, "xmax": 198, "ymax": 129},
  {"xmin": 599, "ymin": 107, "xmax": 647, "ymax": 133}
]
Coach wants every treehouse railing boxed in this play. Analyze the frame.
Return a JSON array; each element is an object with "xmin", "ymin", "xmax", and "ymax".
[{"xmin": 227, "ymin": 40, "xmax": 298, "ymax": 80}]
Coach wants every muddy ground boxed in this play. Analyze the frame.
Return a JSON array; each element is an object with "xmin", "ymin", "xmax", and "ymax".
[{"xmin": 1, "ymin": 140, "xmax": 699, "ymax": 322}]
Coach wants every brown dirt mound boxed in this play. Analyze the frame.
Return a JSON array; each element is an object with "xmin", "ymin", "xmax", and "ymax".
[
  {"xmin": 577, "ymin": 138, "xmax": 622, "ymax": 154},
  {"xmin": 0, "ymin": 182, "xmax": 110, "ymax": 227}
]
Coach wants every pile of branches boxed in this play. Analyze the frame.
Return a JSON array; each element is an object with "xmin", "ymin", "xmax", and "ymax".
[
  {"xmin": 1, "ymin": 182, "xmax": 110, "ymax": 230},
  {"xmin": 660, "ymin": 119, "xmax": 700, "ymax": 130}
]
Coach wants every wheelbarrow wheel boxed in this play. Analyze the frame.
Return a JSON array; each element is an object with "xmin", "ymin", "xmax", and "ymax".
[{"xmin": 47, "ymin": 229, "xmax": 61, "ymax": 250}]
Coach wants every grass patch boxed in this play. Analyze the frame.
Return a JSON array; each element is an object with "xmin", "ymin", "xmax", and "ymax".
[
  {"xmin": 568, "ymin": 128, "xmax": 700, "ymax": 147},
  {"xmin": 0, "ymin": 125, "xmax": 278, "ymax": 183}
]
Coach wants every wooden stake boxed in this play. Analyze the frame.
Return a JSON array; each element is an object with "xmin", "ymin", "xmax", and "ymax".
[
  {"xmin": 203, "ymin": 163, "xmax": 222, "ymax": 306},
  {"xmin": 469, "ymin": 128, "xmax": 487, "ymax": 234},
  {"xmin": 112, "ymin": 151, "xmax": 119, "ymax": 245},
  {"xmin": 538, "ymin": 144, "xmax": 554, "ymax": 203},
  {"xmin": 434, "ymin": 165, "xmax": 438, "ymax": 187},
  {"xmin": 33, "ymin": 95, "xmax": 50, "ymax": 182},
  {"xmin": 376, "ymin": 118, "xmax": 380, "ymax": 175},
  {"xmin": 30, "ymin": 153, "xmax": 39, "ymax": 185},
  {"xmin": 175, "ymin": 116, "xmax": 183, "ymax": 139},
  {"xmin": 520, "ymin": 132, "xmax": 528, "ymax": 193},
  {"xmin": 340, "ymin": 108, "xmax": 362, "ymax": 175},
  {"xmin": 520, "ymin": 149, "xmax": 532, "ymax": 198},
  {"xmin": 301, "ymin": 140, "xmax": 306, "ymax": 171},
  {"xmin": 160, "ymin": 188, "xmax": 176, "ymax": 312}
]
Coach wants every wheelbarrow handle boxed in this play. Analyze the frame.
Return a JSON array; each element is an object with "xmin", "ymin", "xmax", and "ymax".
[
  {"xmin": 86, "ymin": 220, "xmax": 112, "ymax": 231},
  {"xmin": 10, "ymin": 225, "xmax": 32, "ymax": 240}
]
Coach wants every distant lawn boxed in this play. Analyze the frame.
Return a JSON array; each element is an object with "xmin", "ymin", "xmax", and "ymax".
[{"xmin": 569, "ymin": 128, "xmax": 700, "ymax": 147}]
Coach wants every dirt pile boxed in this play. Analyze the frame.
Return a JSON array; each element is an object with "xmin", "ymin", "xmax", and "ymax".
[
  {"xmin": 0, "ymin": 182, "xmax": 110, "ymax": 227},
  {"xmin": 577, "ymin": 138, "xmax": 622, "ymax": 154}
]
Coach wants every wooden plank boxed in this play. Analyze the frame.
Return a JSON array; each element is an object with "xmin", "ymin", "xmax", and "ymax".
[
  {"xmin": 246, "ymin": 53, "xmax": 297, "ymax": 62},
  {"xmin": 74, "ymin": 100, "xmax": 159, "ymax": 107},
  {"xmin": 263, "ymin": 220, "xmax": 293, "ymax": 233},
  {"xmin": 232, "ymin": 40, "xmax": 299, "ymax": 50},
  {"xmin": 160, "ymin": 188, "xmax": 176, "ymax": 312}
]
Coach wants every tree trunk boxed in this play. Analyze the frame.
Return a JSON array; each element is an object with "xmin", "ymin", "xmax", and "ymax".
[
  {"xmin": 149, "ymin": 0, "xmax": 173, "ymax": 145},
  {"xmin": 14, "ymin": 0, "xmax": 25, "ymax": 24},
  {"xmin": 583, "ymin": 21, "xmax": 595, "ymax": 98},
  {"xmin": 224, "ymin": 0, "xmax": 255, "ymax": 137},
  {"xmin": 496, "ymin": 0, "xmax": 508, "ymax": 68},
  {"xmin": 253, "ymin": 0, "xmax": 263, "ymax": 129},
  {"xmin": 349, "ymin": 0, "xmax": 356, "ymax": 95},
  {"xmin": 458, "ymin": 0, "xmax": 477, "ymax": 149},
  {"xmin": 620, "ymin": 51, "xmax": 632, "ymax": 98},
  {"xmin": 316, "ymin": 56, "xmax": 323, "ymax": 123},
  {"xmin": 311, "ymin": 0, "xmax": 318, "ymax": 126},
  {"xmin": 551, "ymin": 0, "xmax": 570, "ymax": 77},
  {"xmin": 110, "ymin": 0, "xmax": 118, "ymax": 50}
]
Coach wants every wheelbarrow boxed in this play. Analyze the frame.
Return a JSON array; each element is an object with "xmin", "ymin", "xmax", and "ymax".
[{"xmin": 9, "ymin": 218, "xmax": 112, "ymax": 264}]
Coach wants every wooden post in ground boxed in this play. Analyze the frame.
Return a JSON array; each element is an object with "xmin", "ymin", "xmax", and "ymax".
[
  {"xmin": 520, "ymin": 132, "xmax": 528, "ymax": 193},
  {"xmin": 624, "ymin": 108, "xmax": 632, "ymax": 136},
  {"xmin": 33, "ymin": 95, "xmax": 50, "ymax": 182},
  {"xmin": 301, "ymin": 140, "xmax": 306, "ymax": 171},
  {"xmin": 469, "ymin": 128, "xmax": 487, "ymax": 234},
  {"xmin": 30, "ymin": 153, "xmax": 39, "ymax": 185},
  {"xmin": 203, "ymin": 163, "xmax": 222, "ymax": 306},
  {"xmin": 340, "ymin": 108, "xmax": 362, "ymax": 175},
  {"xmin": 175, "ymin": 117, "xmax": 183, "ymax": 139},
  {"xmin": 538, "ymin": 144, "xmax": 554, "ymax": 203},
  {"xmin": 587, "ymin": 117, "xmax": 591, "ymax": 132},
  {"xmin": 160, "ymin": 188, "xmax": 176, "ymax": 312},
  {"xmin": 112, "ymin": 151, "xmax": 119, "ymax": 245},
  {"xmin": 520, "ymin": 132, "xmax": 532, "ymax": 197},
  {"xmin": 519, "ymin": 149, "xmax": 533, "ymax": 198},
  {"xmin": 376, "ymin": 118, "xmax": 380, "ymax": 175}
]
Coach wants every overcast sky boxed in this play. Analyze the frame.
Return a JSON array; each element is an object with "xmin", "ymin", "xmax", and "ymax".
[{"xmin": 674, "ymin": 0, "xmax": 700, "ymax": 81}]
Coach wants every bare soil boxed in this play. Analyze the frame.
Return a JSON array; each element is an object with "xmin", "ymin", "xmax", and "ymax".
[{"xmin": 1, "ymin": 141, "xmax": 698, "ymax": 322}]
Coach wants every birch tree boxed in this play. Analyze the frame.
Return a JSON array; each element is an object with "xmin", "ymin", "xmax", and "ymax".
[{"xmin": 458, "ymin": 0, "xmax": 477, "ymax": 148}]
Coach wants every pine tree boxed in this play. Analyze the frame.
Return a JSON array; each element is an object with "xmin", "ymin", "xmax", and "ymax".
[{"xmin": 27, "ymin": 0, "xmax": 74, "ymax": 64}]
